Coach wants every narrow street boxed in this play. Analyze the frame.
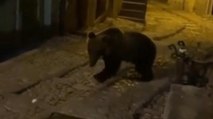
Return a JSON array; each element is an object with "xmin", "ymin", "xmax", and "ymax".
[{"xmin": 0, "ymin": 1, "xmax": 213, "ymax": 119}]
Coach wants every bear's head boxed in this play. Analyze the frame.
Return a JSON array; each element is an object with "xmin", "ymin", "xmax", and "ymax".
[{"xmin": 87, "ymin": 32, "xmax": 111, "ymax": 67}]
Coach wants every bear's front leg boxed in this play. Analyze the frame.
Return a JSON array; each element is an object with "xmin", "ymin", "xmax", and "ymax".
[{"xmin": 94, "ymin": 57, "xmax": 121, "ymax": 83}]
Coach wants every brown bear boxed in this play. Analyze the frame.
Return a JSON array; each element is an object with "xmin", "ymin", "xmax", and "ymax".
[{"xmin": 87, "ymin": 27, "xmax": 156, "ymax": 83}]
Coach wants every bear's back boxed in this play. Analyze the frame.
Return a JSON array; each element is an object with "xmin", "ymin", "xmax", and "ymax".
[
  {"xmin": 124, "ymin": 32, "xmax": 153, "ymax": 45},
  {"xmin": 121, "ymin": 31, "xmax": 156, "ymax": 62}
]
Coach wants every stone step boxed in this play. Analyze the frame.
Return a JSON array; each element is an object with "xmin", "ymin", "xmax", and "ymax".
[
  {"xmin": 120, "ymin": 9, "xmax": 146, "ymax": 19},
  {"xmin": 0, "ymin": 37, "xmax": 88, "ymax": 94},
  {"xmin": 55, "ymin": 78, "xmax": 170, "ymax": 119},
  {"xmin": 163, "ymin": 84, "xmax": 213, "ymax": 119},
  {"xmin": 120, "ymin": 0, "xmax": 148, "ymax": 23}
]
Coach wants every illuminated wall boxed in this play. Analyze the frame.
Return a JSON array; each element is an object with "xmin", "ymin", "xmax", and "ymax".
[
  {"xmin": 184, "ymin": 0, "xmax": 196, "ymax": 12},
  {"xmin": 168, "ymin": 0, "xmax": 196, "ymax": 12},
  {"xmin": 168, "ymin": 0, "xmax": 185, "ymax": 10},
  {"xmin": 168, "ymin": 0, "xmax": 213, "ymax": 15},
  {"xmin": 194, "ymin": 0, "xmax": 213, "ymax": 15}
]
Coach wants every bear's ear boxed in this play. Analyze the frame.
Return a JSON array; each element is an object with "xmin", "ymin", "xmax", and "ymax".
[{"xmin": 88, "ymin": 32, "xmax": 96, "ymax": 39}]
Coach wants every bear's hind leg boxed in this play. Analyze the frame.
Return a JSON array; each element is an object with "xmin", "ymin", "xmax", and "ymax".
[
  {"xmin": 135, "ymin": 64, "xmax": 154, "ymax": 82},
  {"xmin": 94, "ymin": 57, "xmax": 121, "ymax": 83},
  {"xmin": 94, "ymin": 68, "xmax": 108, "ymax": 82}
]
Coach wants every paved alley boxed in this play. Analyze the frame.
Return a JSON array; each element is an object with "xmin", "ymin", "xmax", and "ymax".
[{"xmin": 0, "ymin": 1, "xmax": 213, "ymax": 119}]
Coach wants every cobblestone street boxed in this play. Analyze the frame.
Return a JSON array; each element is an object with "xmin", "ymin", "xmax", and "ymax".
[{"xmin": 0, "ymin": 1, "xmax": 213, "ymax": 119}]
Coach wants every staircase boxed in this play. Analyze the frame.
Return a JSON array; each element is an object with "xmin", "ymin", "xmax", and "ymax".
[{"xmin": 119, "ymin": 0, "xmax": 148, "ymax": 23}]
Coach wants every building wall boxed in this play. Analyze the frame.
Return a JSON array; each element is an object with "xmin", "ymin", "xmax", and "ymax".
[
  {"xmin": 108, "ymin": 0, "xmax": 123, "ymax": 17},
  {"xmin": 168, "ymin": 0, "xmax": 213, "ymax": 15},
  {"xmin": 168, "ymin": 0, "xmax": 196, "ymax": 12},
  {"xmin": 184, "ymin": 0, "xmax": 196, "ymax": 12},
  {"xmin": 0, "ymin": 0, "xmax": 16, "ymax": 32},
  {"xmin": 64, "ymin": 0, "xmax": 78, "ymax": 32},
  {"xmin": 154, "ymin": 0, "xmax": 168, "ymax": 3},
  {"xmin": 194, "ymin": 0, "xmax": 208, "ymax": 15},
  {"xmin": 19, "ymin": 0, "xmax": 44, "ymax": 45},
  {"xmin": 0, "ymin": 0, "xmax": 123, "ymax": 49},
  {"xmin": 194, "ymin": 0, "xmax": 213, "ymax": 15},
  {"xmin": 0, "ymin": 0, "xmax": 17, "ymax": 47},
  {"xmin": 44, "ymin": 0, "xmax": 52, "ymax": 26},
  {"xmin": 0, "ymin": 0, "xmax": 123, "ymax": 35},
  {"xmin": 62, "ymin": 0, "xmax": 123, "ymax": 33},
  {"xmin": 96, "ymin": 0, "xmax": 107, "ymax": 18},
  {"xmin": 210, "ymin": 0, "xmax": 213, "ymax": 14},
  {"xmin": 168, "ymin": 0, "xmax": 185, "ymax": 10},
  {"xmin": 51, "ymin": 0, "xmax": 61, "ymax": 33}
]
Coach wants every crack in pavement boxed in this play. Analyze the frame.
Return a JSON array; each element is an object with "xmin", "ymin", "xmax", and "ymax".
[{"xmin": 153, "ymin": 26, "xmax": 186, "ymax": 41}]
